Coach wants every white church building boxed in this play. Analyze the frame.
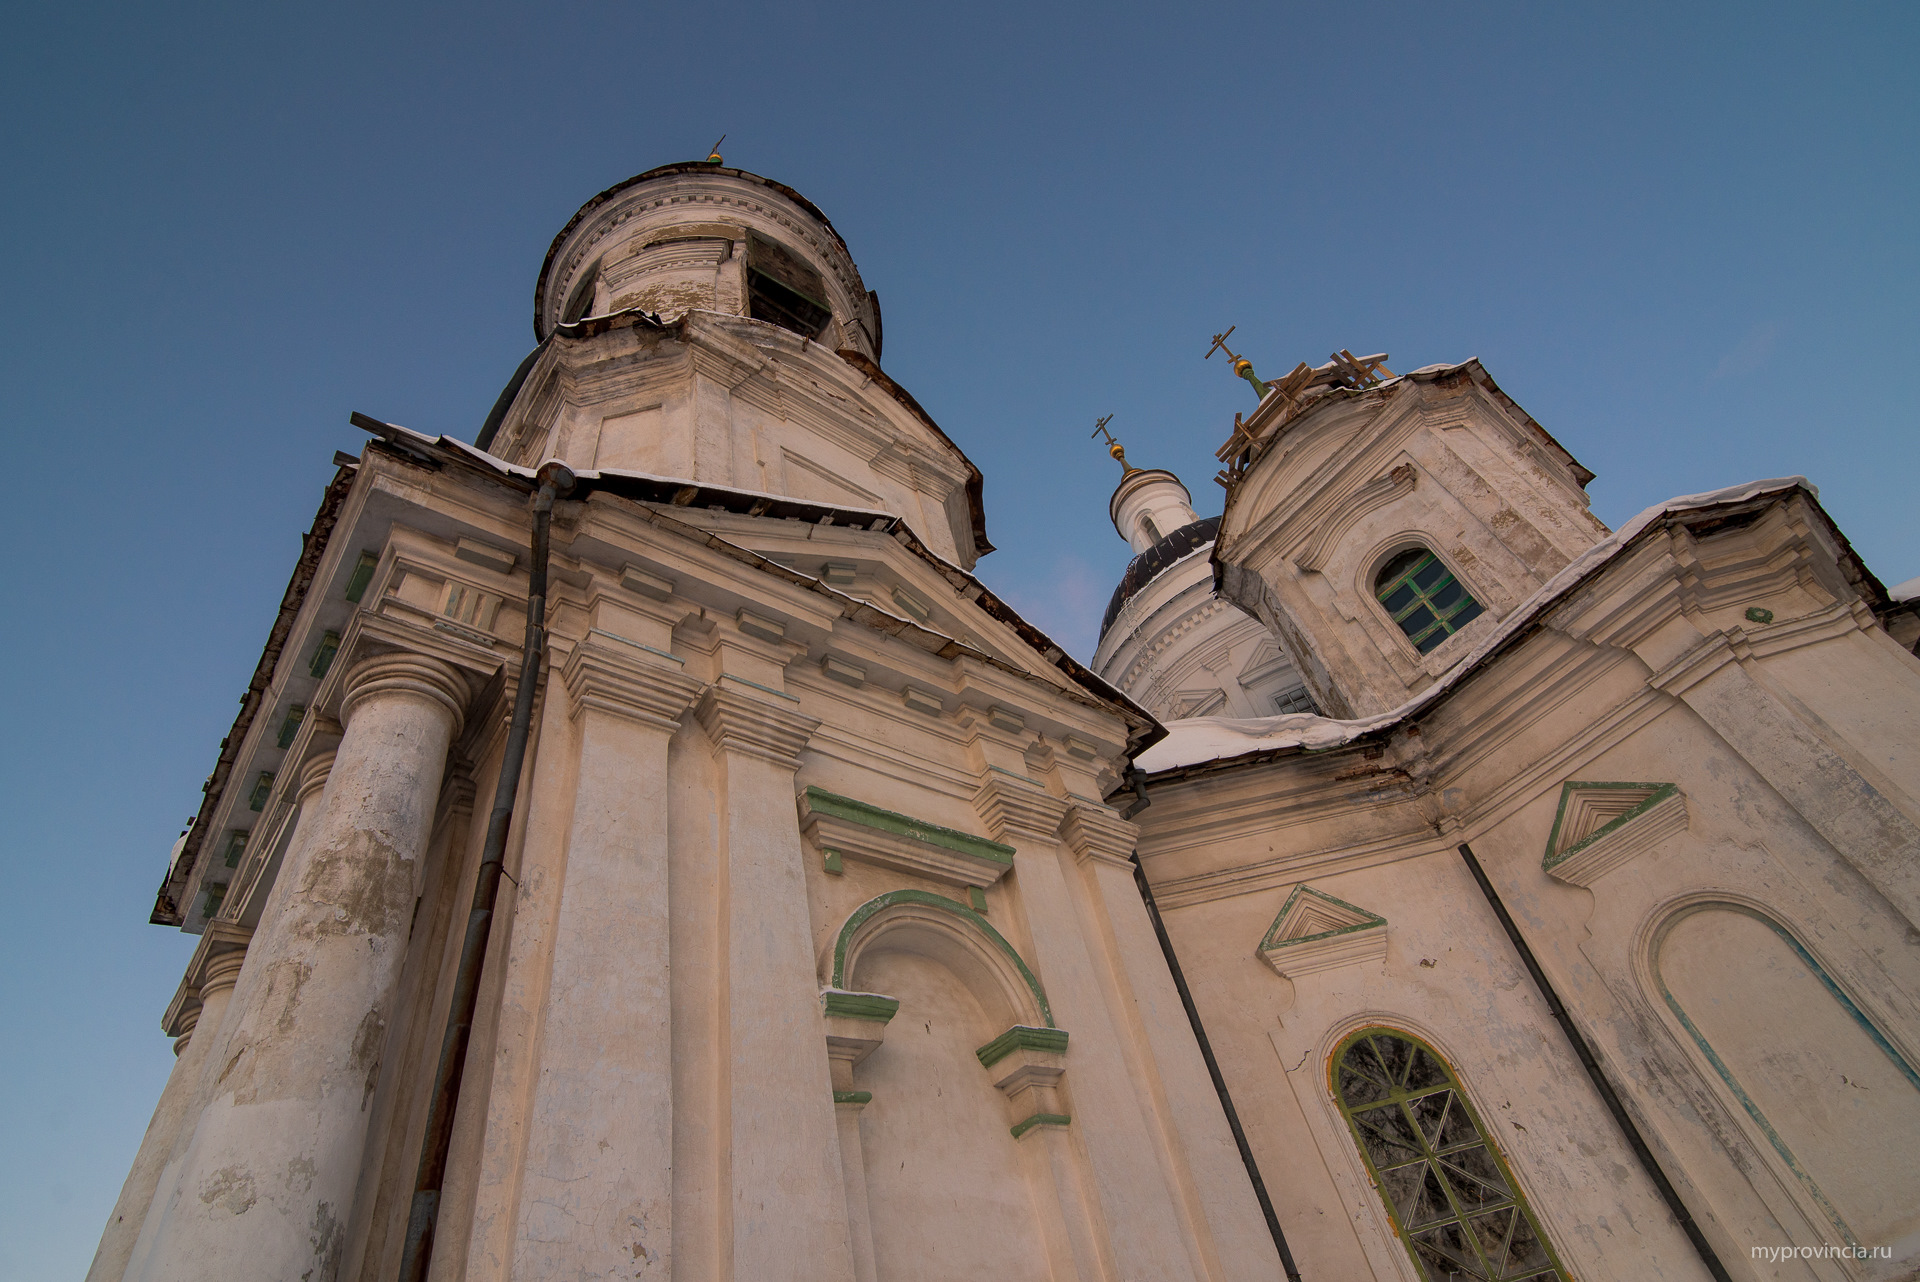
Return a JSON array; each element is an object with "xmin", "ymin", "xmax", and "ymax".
[{"xmin": 93, "ymin": 160, "xmax": 1920, "ymax": 1282}]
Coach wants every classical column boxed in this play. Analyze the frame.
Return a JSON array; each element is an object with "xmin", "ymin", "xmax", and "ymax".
[
  {"xmin": 122, "ymin": 752, "xmax": 335, "ymax": 1282},
  {"xmin": 129, "ymin": 652, "xmax": 468, "ymax": 1282},
  {"xmin": 695, "ymin": 677, "xmax": 858, "ymax": 1281},
  {"xmin": 507, "ymin": 635, "xmax": 701, "ymax": 1277},
  {"xmin": 87, "ymin": 934, "xmax": 248, "ymax": 1282}
]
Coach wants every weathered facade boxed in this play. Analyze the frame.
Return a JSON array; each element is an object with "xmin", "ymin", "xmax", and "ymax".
[
  {"xmin": 1097, "ymin": 357, "xmax": 1920, "ymax": 1281},
  {"xmin": 97, "ymin": 161, "xmax": 1920, "ymax": 1282}
]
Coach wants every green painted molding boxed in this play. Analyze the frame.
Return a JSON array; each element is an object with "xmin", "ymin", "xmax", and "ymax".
[
  {"xmin": 1542, "ymin": 781, "xmax": 1680, "ymax": 872},
  {"xmin": 833, "ymin": 1090, "xmax": 873, "ymax": 1105},
  {"xmin": 821, "ymin": 990, "xmax": 901, "ymax": 1023},
  {"xmin": 976, "ymin": 1025, "xmax": 1069, "ymax": 1069},
  {"xmin": 802, "ymin": 786, "xmax": 1014, "ymax": 866},
  {"xmin": 1258, "ymin": 885, "xmax": 1387, "ymax": 952},
  {"xmin": 1010, "ymin": 1113, "xmax": 1070, "ymax": 1139},
  {"xmin": 830, "ymin": 889, "xmax": 1054, "ymax": 1027}
]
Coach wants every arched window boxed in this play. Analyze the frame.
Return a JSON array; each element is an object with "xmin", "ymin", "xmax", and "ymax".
[
  {"xmin": 1375, "ymin": 549, "xmax": 1483, "ymax": 654},
  {"xmin": 1139, "ymin": 513, "xmax": 1162, "ymax": 544},
  {"xmin": 1334, "ymin": 1029, "xmax": 1568, "ymax": 1282}
]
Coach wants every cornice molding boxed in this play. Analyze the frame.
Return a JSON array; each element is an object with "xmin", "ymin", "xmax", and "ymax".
[
  {"xmin": 561, "ymin": 634, "xmax": 703, "ymax": 730},
  {"xmin": 972, "ymin": 772, "xmax": 1071, "ymax": 846},
  {"xmin": 694, "ymin": 682, "xmax": 820, "ymax": 768},
  {"xmin": 799, "ymin": 786, "xmax": 1014, "ymax": 887},
  {"xmin": 1059, "ymin": 805, "xmax": 1140, "ymax": 870}
]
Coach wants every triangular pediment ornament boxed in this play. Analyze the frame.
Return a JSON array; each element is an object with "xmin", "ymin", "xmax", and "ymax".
[
  {"xmin": 1257, "ymin": 885, "xmax": 1388, "ymax": 978},
  {"xmin": 1541, "ymin": 781, "xmax": 1687, "ymax": 887},
  {"xmin": 1167, "ymin": 688, "xmax": 1229, "ymax": 720}
]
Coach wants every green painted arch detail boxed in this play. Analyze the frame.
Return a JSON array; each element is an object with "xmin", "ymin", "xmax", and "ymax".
[{"xmin": 831, "ymin": 889, "xmax": 1054, "ymax": 1028}]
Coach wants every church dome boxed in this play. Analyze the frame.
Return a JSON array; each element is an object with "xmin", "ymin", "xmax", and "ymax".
[
  {"xmin": 1089, "ymin": 452, "xmax": 1315, "ymax": 722},
  {"xmin": 1100, "ymin": 515, "xmax": 1221, "ymax": 640},
  {"xmin": 532, "ymin": 161, "xmax": 883, "ymax": 360}
]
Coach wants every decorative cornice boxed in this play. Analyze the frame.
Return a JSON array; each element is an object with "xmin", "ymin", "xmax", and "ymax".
[
  {"xmin": 1542, "ymin": 782, "xmax": 1688, "ymax": 887},
  {"xmin": 976, "ymin": 1025, "xmax": 1069, "ymax": 1070},
  {"xmin": 694, "ymin": 683, "xmax": 820, "ymax": 768},
  {"xmin": 799, "ymin": 786, "xmax": 1014, "ymax": 887},
  {"xmin": 1257, "ymin": 885, "xmax": 1388, "ymax": 979},
  {"xmin": 973, "ymin": 773, "xmax": 1071, "ymax": 846},
  {"xmin": 821, "ymin": 990, "xmax": 901, "ymax": 1023},
  {"xmin": 339, "ymin": 651, "xmax": 471, "ymax": 740},
  {"xmin": 1059, "ymin": 805, "xmax": 1139, "ymax": 870},
  {"xmin": 561, "ymin": 634, "xmax": 703, "ymax": 729},
  {"xmin": 1291, "ymin": 461, "xmax": 1418, "ymax": 573},
  {"xmin": 1647, "ymin": 630, "xmax": 1748, "ymax": 698}
]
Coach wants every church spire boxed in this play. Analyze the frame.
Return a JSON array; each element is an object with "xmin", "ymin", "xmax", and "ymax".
[{"xmin": 1091, "ymin": 414, "xmax": 1138, "ymax": 475}]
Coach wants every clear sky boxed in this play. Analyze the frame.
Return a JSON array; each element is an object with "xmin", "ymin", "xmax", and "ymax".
[{"xmin": 2, "ymin": 2, "xmax": 1914, "ymax": 1275}]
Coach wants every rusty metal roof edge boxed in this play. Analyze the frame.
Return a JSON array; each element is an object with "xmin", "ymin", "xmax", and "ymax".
[{"xmin": 151, "ymin": 464, "xmax": 357, "ymax": 926}]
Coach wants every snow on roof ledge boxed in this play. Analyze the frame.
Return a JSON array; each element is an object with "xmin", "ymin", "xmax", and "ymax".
[
  {"xmin": 1137, "ymin": 476, "xmax": 1815, "ymax": 775},
  {"xmin": 1888, "ymin": 576, "xmax": 1920, "ymax": 604}
]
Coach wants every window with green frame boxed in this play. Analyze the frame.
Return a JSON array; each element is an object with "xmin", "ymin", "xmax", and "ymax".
[
  {"xmin": 1375, "ymin": 549, "xmax": 1483, "ymax": 654},
  {"xmin": 1333, "ymin": 1028, "xmax": 1568, "ymax": 1281}
]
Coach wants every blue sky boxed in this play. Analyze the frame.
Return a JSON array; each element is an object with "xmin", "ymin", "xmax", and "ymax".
[{"xmin": 2, "ymin": 2, "xmax": 1914, "ymax": 1275}]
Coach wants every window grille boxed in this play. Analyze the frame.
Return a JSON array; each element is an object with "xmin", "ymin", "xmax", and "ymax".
[
  {"xmin": 1334, "ymin": 1028, "xmax": 1567, "ymax": 1281},
  {"xmin": 1272, "ymin": 686, "xmax": 1316, "ymax": 715},
  {"xmin": 1376, "ymin": 550, "xmax": 1483, "ymax": 654}
]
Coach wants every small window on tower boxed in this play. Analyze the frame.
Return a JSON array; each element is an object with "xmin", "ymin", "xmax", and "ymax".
[
  {"xmin": 1375, "ymin": 548, "xmax": 1483, "ymax": 655},
  {"xmin": 746, "ymin": 233, "xmax": 832, "ymax": 339},
  {"xmin": 560, "ymin": 263, "xmax": 600, "ymax": 324},
  {"xmin": 1140, "ymin": 514, "xmax": 1162, "ymax": 544}
]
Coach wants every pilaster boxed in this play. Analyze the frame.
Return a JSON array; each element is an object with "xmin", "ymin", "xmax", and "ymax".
[
  {"xmin": 694, "ymin": 679, "xmax": 858, "ymax": 1281},
  {"xmin": 509, "ymin": 635, "xmax": 702, "ymax": 1279}
]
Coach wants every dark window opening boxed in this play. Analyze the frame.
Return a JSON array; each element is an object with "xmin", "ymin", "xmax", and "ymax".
[
  {"xmin": 1376, "ymin": 549, "xmax": 1483, "ymax": 655},
  {"xmin": 1140, "ymin": 514, "xmax": 1162, "ymax": 543},
  {"xmin": 561, "ymin": 264, "xmax": 600, "ymax": 324},
  {"xmin": 747, "ymin": 232, "xmax": 832, "ymax": 339}
]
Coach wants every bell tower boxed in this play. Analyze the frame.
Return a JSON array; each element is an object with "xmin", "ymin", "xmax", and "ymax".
[
  {"xmin": 483, "ymin": 161, "xmax": 992, "ymax": 570},
  {"xmin": 1212, "ymin": 356, "xmax": 1607, "ymax": 718}
]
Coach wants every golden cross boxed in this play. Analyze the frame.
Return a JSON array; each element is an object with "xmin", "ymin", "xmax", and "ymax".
[
  {"xmin": 1089, "ymin": 414, "xmax": 1135, "ymax": 473},
  {"xmin": 1205, "ymin": 326, "xmax": 1242, "ymax": 364}
]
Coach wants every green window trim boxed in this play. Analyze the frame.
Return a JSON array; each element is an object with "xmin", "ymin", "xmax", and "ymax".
[
  {"xmin": 1332, "ymin": 1028, "xmax": 1568, "ymax": 1282},
  {"xmin": 309, "ymin": 631, "xmax": 341, "ymax": 680},
  {"xmin": 248, "ymin": 771, "xmax": 275, "ymax": 812},
  {"xmin": 222, "ymin": 830, "xmax": 248, "ymax": 868},
  {"xmin": 344, "ymin": 551, "xmax": 379, "ymax": 604},
  {"xmin": 276, "ymin": 704, "xmax": 307, "ymax": 750},
  {"xmin": 1375, "ymin": 550, "xmax": 1483, "ymax": 655},
  {"xmin": 830, "ymin": 889, "xmax": 1053, "ymax": 1028},
  {"xmin": 201, "ymin": 882, "xmax": 228, "ymax": 918},
  {"xmin": 1010, "ymin": 1112, "xmax": 1070, "ymax": 1139}
]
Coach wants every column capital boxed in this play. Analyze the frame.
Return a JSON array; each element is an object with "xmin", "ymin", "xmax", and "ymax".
[
  {"xmin": 294, "ymin": 750, "xmax": 337, "ymax": 804},
  {"xmin": 1059, "ymin": 804, "xmax": 1140, "ymax": 870},
  {"xmin": 340, "ymin": 651, "xmax": 471, "ymax": 739},
  {"xmin": 562, "ymin": 633, "xmax": 704, "ymax": 729},
  {"xmin": 973, "ymin": 772, "xmax": 1071, "ymax": 846},
  {"xmin": 694, "ymin": 679, "xmax": 820, "ymax": 768}
]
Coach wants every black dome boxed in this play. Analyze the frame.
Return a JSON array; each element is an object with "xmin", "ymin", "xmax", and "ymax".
[{"xmin": 1099, "ymin": 516, "xmax": 1221, "ymax": 640}]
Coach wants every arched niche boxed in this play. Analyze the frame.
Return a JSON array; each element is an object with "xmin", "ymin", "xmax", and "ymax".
[
  {"xmin": 1651, "ymin": 900, "xmax": 1920, "ymax": 1258},
  {"xmin": 828, "ymin": 889, "xmax": 1053, "ymax": 1032}
]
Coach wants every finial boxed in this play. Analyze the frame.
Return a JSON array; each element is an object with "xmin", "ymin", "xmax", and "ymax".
[
  {"xmin": 705, "ymin": 134, "xmax": 727, "ymax": 164},
  {"xmin": 1090, "ymin": 414, "xmax": 1137, "ymax": 474},
  {"xmin": 1205, "ymin": 325, "xmax": 1270, "ymax": 399}
]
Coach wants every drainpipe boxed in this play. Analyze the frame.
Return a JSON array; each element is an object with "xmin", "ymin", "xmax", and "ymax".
[
  {"xmin": 1123, "ymin": 772, "xmax": 1305, "ymax": 1280},
  {"xmin": 397, "ymin": 460, "xmax": 576, "ymax": 1282},
  {"xmin": 1456, "ymin": 842, "xmax": 1731, "ymax": 1282}
]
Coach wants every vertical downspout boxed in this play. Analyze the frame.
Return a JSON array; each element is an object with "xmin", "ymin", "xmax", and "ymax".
[
  {"xmin": 1456, "ymin": 842, "xmax": 1731, "ymax": 1282},
  {"xmin": 1124, "ymin": 773, "xmax": 1305, "ymax": 1280},
  {"xmin": 397, "ymin": 460, "xmax": 576, "ymax": 1282}
]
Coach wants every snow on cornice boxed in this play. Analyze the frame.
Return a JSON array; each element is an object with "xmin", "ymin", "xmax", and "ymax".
[{"xmin": 1138, "ymin": 477, "xmax": 1817, "ymax": 775}]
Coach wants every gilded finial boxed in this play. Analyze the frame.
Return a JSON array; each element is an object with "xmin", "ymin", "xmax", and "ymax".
[
  {"xmin": 705, "ymin": 134, "xmax": 727, "ymax": 164},
  {"xmin": 1206, "ymin": 325, "xmax": 1270, "ymax": 399},
  {"xmin": 1090, "ymin": 414, "xmax": 1137, "ymax": 474}
]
